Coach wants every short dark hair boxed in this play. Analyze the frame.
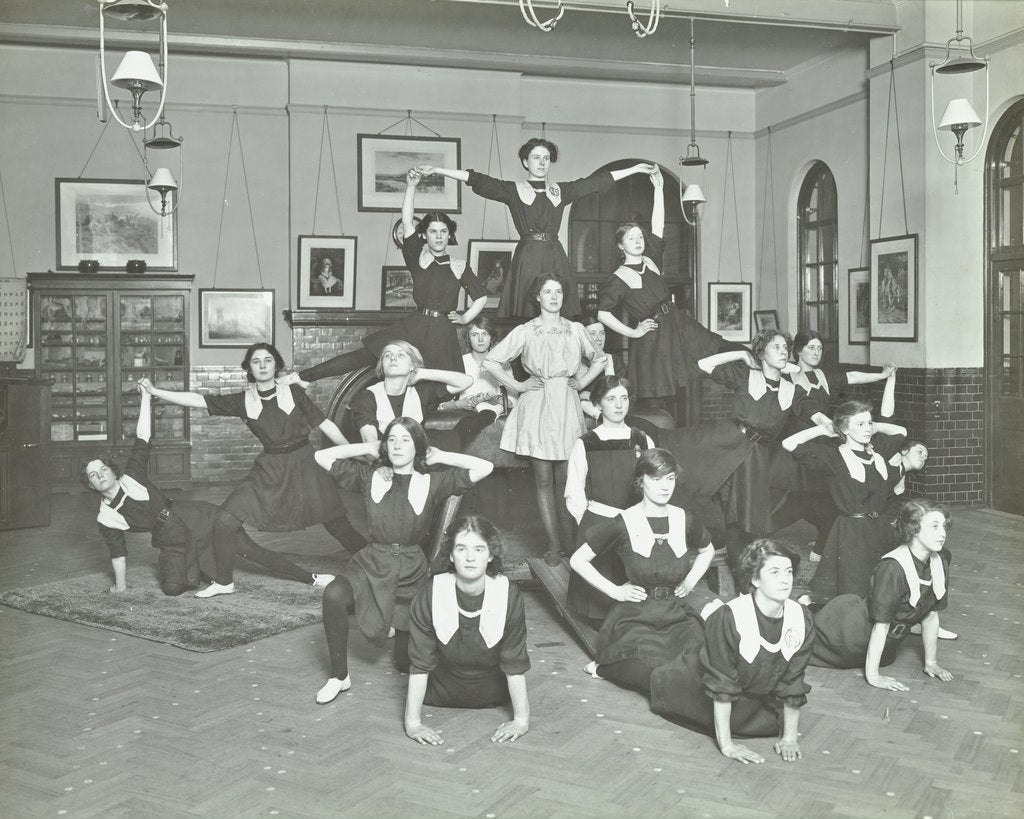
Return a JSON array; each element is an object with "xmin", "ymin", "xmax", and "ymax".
[
  {"xmin": 792, "ymin": 329, "xmax": 824, "ymax": 357},
  {"xmin": 377, "ymin": 417, "xmax": 429, "ymax": 472},
  {"xmin": 415, "ymin": 211, "xmax": 458, "ymax": 246},
  {"xmin": 442, "ymin": 515, "xmax": 505, "ymax": 576},
  {"xmin": 80, "ymin": 455, "xmax": 122, "ymax": 491},
  {"xmin": 529, "ymin": 272, "xmax": 570, "ymax": 303},
  {"xmin": 614, "ymin": 222, "xmax": 644, "ymax": 249},
  {"xmin": 631, "ymin": 447, "xmax": 680, "ymax": 498},
  {"xmin": 751, "ymin": 329, "xmax": 792, "ymax": 364},
  {"xmin": 241, "ymin": 342, "xmax": 286, "ymax": 383},
  {"xmin": 896, "ymin": 499, "xmax": 951, "ymax": 544},
  {"xmin": 518, "ymin": 138, "xmax": 559, "ymax": 165},
  {"xmin": 833, "ymin": 400, "xmax": 874, "ymax": 436},
  {"xmin": 738, "ymin": 538, "xmax": 800, "ymax": 592},
  {"xmin": 589, "ymin": 374, "xmax": 631, "ymax": 405}
]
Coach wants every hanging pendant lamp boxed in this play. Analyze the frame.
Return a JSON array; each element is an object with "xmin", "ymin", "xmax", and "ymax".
[
  {"xmin": 97, "ymin": 0, "xmax": 169, "ymax": 132},
  {"xmin": 679, "ymin": 17, "xmax": 708, "ymax": 226}
]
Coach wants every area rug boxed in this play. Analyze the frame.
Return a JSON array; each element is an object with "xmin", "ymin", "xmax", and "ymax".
[{"xmin": 0, "ymin": 553, "xmax": 348, "ymax": 653}]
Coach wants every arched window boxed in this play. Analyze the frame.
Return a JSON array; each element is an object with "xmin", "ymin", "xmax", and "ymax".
[
  {"xmin": 568, "ymin": 159, "xmax": 697, "ymax": 320},
  {"xmin": 797, "ymin": 162, "xmax": 838, "ymax": 364}
]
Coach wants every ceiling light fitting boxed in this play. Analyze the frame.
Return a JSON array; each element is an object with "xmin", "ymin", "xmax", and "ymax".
[
  {"xmin": 679, "ymin": 17, "xmax": 708, "ymax": 226},
  {"xmin": 143, "ymin": 115, "xmax": 182, "ymax": 216},
  {"xmin": 98, "ymin": 0, "xmax": 169, "ymax": 132}
]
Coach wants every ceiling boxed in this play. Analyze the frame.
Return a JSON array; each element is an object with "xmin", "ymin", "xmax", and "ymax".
[{"xmin": 0, "ymin": 0, "xmax": 896, "ymax": 88}]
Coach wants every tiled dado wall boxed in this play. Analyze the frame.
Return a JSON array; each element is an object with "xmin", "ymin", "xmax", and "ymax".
[{"xmin": 699, "ymin": 367, "xmax": 985, "ymax": 505}]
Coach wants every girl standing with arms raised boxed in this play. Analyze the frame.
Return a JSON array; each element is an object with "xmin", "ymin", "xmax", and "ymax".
[{"xmin": 424, "ymin": 143, "xmax": 656, "ymax": 318}]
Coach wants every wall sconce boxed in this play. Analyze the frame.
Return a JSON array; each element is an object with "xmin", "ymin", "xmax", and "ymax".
[
  {"xmin": 681, "ymin": 183, "xmax": 706, "ymax": 227},
  {"xmin": 98, "ymin": 0, "xmax": 169, "ymax": 132},
  {"xmin": 929, "ymin": 0, "xmax": 989, "ymax": 191},
  {"xmin": 679, "ymin": 18, "xmax": 709, "ymax": 225}
]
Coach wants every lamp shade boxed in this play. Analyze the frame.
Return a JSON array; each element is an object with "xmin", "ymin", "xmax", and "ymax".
[
  {"xmin": 111, "ymin": 50, "xmax": 163, "ymax": 91},
  {"xmin": 681, "ymin": 184, "xmax": 707, "ymax": 205},
  {"xmin": 102, "ymin": 1, "xmax": 165, "ymax": 22},
  {"xmin": 147, "ymin": 167, "xmax": 178, "ymax": 193},
  {"xmin": 938, "ymin": 98, "xmax": 982, "ymax": 131}
]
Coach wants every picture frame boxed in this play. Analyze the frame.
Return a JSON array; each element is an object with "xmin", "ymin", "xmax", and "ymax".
[
  {"xmin": 753, "ymin": 309, "xmax": 780, "ymax": 333},
  {"xmin": 297, "ymin": 235, "xmax": 357, "ymax": 309},
  {"xmin": 870, "ymin": 234, "xmax": 918, "ymax": 341},
  {"xmin": 465, "ymin": 239, "xmax": 517, "ymax": 310},
  {"xmin": 380, "ymin": 265, "xmax": 416, "ymax": 310},
  {"xmin": 707, "ymin": 282, "xmax": 752, "ymax": 343},
  {"xmin": 847, "ymin": 266, "xmax": 871, "ymax": 346},
  {"xmin": 357, "ymin": 134, "xmax": 462, "ymax": 213},
  {"xmin": 199, "ymin": 289, "xmax": 274, "ymax": 348},
  {"xmin": 55, "ymin": 178, "xmax": 176, "ymax": 271}
]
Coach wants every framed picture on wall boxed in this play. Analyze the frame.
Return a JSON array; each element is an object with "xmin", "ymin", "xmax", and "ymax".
[
  {"xmin": 753, "ymin": 309, "xmax": 780, "ymax": 333},
  {"xmin": 463, "ymin": 239, "xmax": 517, "ymax": 310},
  {"xmin": 381, "ymin": 266, "xmax": 416, "ymax": 309},
  {"xmin": 357, "ymin": 134, "xmax": 461, "ymax": 213},
  {"xmin": 870, "ymin": 234, "xmax": 917, "ymax": 341},
  {"xmin": 297, "ymin": 235, "xmax": 357, "ymax": 309},
  {"xmin": 707, "ymin": 282, "xmax": 752, "ymax": 343},
  {"xmin": 55, "ymin": 178, "xmax": 176, "ymax": 271},
  {"xmin": 199, "ymin": 289, "xmax": 274, "ymax": 348},
  {"xmin": 847, "ymin": 266, "xmax": 871, "ymax": 345}
]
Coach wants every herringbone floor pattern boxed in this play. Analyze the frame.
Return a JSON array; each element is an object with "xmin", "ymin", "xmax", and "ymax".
[{"xmin": 1, "ymin": 493, "xmax": 1021, "ymax": 817}]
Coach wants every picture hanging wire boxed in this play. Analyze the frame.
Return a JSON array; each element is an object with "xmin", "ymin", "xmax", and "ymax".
[
  {"xmin": 877, "ymin": 57, "xmax": 910, "ymax": 238},
  {"xmin": 715, "ymin": 131, "xmax": 743, "ymax": 283},
  {"xmin": 756, "ymin": 127, "xmax": 780, "ymax": 310},
  {"xmin": 0, "ymin": 168, "xmax": 17, "ymax": 275},
  {"xmin": 75, "ymin": 102, "xmax": 139, "ymax": 178},
  {"xmin": 212, "ymin": 107, "xmax": 264, "ymax": 290},
  {"xmin": 482, "ymin": 114, "xmax": 513, "ymax": 240},
  {"xmin": 311, "ymin": 106, "xmax": 344, "ymax": 236}
]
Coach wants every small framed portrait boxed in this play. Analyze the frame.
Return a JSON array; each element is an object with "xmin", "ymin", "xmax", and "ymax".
[
  {"xmin": 465, "ymin": 239, "xmax": 517, "ymax": 310},
  {"xmin": 707, "ymin": 282, "xmax": 752, "ymax": 343},
  {"xmin": 753, "ymin": 309, "xmax": 780, "ymax": 333},
  {"xmin": 357, "ymin": 134, "xmax": 461, "ymax": 213},
  {"xmin": 297, "ymin": 235, "xmax": 357, "ymax": 309},
  {"xmin": 199, "ymin": 289, "xmax": 274, "ymax": 348},
  {"xmin": 847, "ymin": 266, "xmax": 870, "ymax": 345},
  {"xmin": 870, "ymin": 234, "xmax": 917, "ymax": 341},
  {"xmin": 381, "ymin": 266, "xmax": 416, "ymax": 310}
]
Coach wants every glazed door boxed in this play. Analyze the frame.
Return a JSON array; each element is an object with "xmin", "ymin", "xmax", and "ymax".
[{"xmin": 988, "ymin": 262, "xmax": 1024, "ymax": 515}]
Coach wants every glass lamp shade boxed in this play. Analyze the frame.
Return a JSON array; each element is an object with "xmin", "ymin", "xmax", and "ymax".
[
  {"xmin": 681, "ymin": 184, "xmax": 707, "ymax": 205},
  {"xmin": 938, "ymin": 98, "xmax": 982, "ymax": 131},
  {"xmin": 102, "ymin": 1, "xmax": 166, "ymax": 22},
  {"xmin": 147, "ymin": 167, "xmax": 178, "ymax": 193},
  {"xmin": 111, "ymin": 50, "xmax": 163, "ymax": 92}
]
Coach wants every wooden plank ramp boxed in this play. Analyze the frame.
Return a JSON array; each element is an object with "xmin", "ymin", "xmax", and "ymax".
[{"xmin": 527, "ymin": 556, "xmax": 599, "ymax": 657}]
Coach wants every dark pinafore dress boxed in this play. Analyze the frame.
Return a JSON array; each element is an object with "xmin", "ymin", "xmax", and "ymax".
[
  {"xmin": 811, "ymin": 546, "xmax": 950, "ymax": 668},
  {"xmin": 330, "ymin": 460, "xmax": 475, "ymax": 644},
  {"xmin": 567, "ymin": 427, "xmax": 649, "ymax": 620},
  {"xmin": 466, "ymin": 170, "xmax": 614, "ymax": 319},
  {"xmin": 588, "ymin": 505, "xmax": 713, "ymax": 669},
  {"xmin": 651, "ymin": 595, "xmax": 815, "ymax": 739}
]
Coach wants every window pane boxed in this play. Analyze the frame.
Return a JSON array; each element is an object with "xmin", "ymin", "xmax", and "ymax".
[
  {"xmin": 804, "ymin": 267, "xmax": 819, "ymax": 300},
  {"xmin": 803, "ymin": 230, "xmax": 819, "ymax": 264}
]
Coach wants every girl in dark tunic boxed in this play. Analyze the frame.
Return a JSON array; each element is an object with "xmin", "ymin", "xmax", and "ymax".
[
  {"xmin": 782, "ymin": 401, "xmax": 908, "ymax": 602},
  {"xmin": 297, "ymin": 169, "xmax": 488, "ymax": 382},
  {"xmin": 773, "ymin": 330, "xmax": 898, "ymax": 558},
  {"xmin": 658, "ymin": 329, "xmax": 800, "ymax": 560},
  {"xmin": 569, "ymin": 449, "xmax": 716, "ymax": 696},
  {"xmin": 810, "ymin": 500, "xmax": 955, "ymax": 691},
  {"xmin": 596, "ymin": 168, "xmax": 732, "ymax": 412},
  {"xmin": 564, "ymin": 375, "xmax": 654, "ymax": 621},
  {"xmin": 424, "ymin": 141, "xmax": 656, "ymax": 318},
  {"xmin": 650, "ymin": 540, "xmax": 814, "ymax": 764},
  {"xmin": 143, "ymin": 343, "xmax": 364, "ymax": 598},
  {"xmin": 404, "ymin": 515, "xmax": 531, "ymax": 745},
  {"xmin": 312, "ymin": 418, "xmax": 493, "ymax": 704}
]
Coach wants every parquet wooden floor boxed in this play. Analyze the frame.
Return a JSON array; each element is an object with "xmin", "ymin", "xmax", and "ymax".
[{"xmin": 1, "ymin": 494, "xmax": 1022, "ymax": 817}]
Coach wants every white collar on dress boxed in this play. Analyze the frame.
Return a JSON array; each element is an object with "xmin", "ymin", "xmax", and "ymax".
[
  {"xmin": 619, "ymin": 503, "xmax": 686, "ymax": 558},
  {"xmin": 880, "ymin": 544, "xmax": 946, "ymax": 607},
  {"xmin": 726, "ymin": 594, "xmax": 805, "ymax": 663},
  {"xmin": 370, "ymin": 468, "xmax": 430, "ymax": 515},
  {"xmin": 610, "ymin": 256, "xmax": 662, "ymax": 289},
  {"xmin": 515, "ymin": 180, "xmax": 562, "ymax": 206},
  {"xmin": 431, "ymin": 573, "xmax": 509, "ymax": 648},
  {"xmin": 96, "ymin": 475, "xmax": 150, "ymax": 531},
  {"xmin": 791, "ymin": 368, "xmax": 829, "ymax": 394},
  {"xmin": 368, "ymin": 381, "xmax": 423, "ymax": 428},
  {"xmin": 838, "ymin": 443, "xmax": 888, "ymax": 483},
  {"xmin": 746, "ymin": 370, "xmax": 795, "ymax": 410},
  {"xmin": 244, "ymin": 382, "xmax": 295, "ymax": 420}
]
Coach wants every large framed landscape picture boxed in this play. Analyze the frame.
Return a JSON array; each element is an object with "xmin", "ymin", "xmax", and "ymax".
[
  {"xmin": 56, "ymin": 178, "xmax": 176, "ymax": 271},
  {"xmin": 199, "ymin": 289, "xmax": 274, "ymax": 348},
  {"xmin": 356, "ymin": 134, "xmax": 461, "ymax": 213}
]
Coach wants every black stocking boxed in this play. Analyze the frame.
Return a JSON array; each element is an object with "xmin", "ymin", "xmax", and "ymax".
[
  {"xmin": 214, "ymin": 508, "xmax": 313, "ymax": 585},
  {"xmin": 322, "ymin": 514, "xmax": 368, "ymax": 554},
  {"xmin": 531, "ymin": 458, "xmax": 572, "ymax": 555},
  {"xmin": 322, "ymin": 576, "xmax": 355, "ymax": 679},
  {"xmin": 451, "ymin": 409, "xmax": 497, "ymax": 449}
]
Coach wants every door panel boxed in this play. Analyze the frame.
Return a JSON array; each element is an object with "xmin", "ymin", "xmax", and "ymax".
[{"xmin": 990, "ymin": 264, "xmax": 1024, "ymax": 515}]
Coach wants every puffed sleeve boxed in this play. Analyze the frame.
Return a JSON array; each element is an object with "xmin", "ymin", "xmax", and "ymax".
[
  {"xmin": 466, "ymin": 170, "xmax": 515, "ymax": 204},
  {"xmin": 585, "ymin": 516, "xmax": 629, "ymax": 558},
  {"xmin": 596, "ymin": 274, "xmax": 628, "ymax": 314},
  {"xmin": 563, "ymin": 438, "xmax": 589, "ymax": 523},
  {"xmin": 329, "ymin": 459, "xmax": 373, "ymax": 494},
  {"xmin": 791, "ymin": 439, "xmax": 839, "ymax": 477},
  {"xmin": 685, "ymin": 510, "xmax": 713, "ymax": 552},
  {"xmin": 293, "ymin": 385, "xmax": 327, "ymax": 428},
  {"xmin": 932, "ymin": 549, "xmax": 952, "ymax": 612},
  {"xmin": 407, "ymin": 583, "xmax": 440, "ymax": 675},
  {"xmin": 203, "ymin": 391, "xmax": 246, "ymax": 418},
  {"xmin": 708, "ymin": 359, "xmax": 747, "ymax": 391},
  {"xmin": 700, "ymin": 604, "xmax": 745, "ymax": 702},
  {"xmin": 773, "ymin": 607, "xmax": 814, "ymax": 707},
  {"xmin": 559, "ymin": 171, "xmax": 614, "ymax": 203},
  {"xmin": 99, "ymin": 523, "xmax": 127, "ymax": 559},
  {"xmin": 431, "ymin": 467, "xmax": 477, "ymax": 499},
  {"xmin": 401, "ymin": 233, "xmax": 426, "ymax": 272},
  {"xmin": 499, "ymin": 583, "xmax": 531, "ymax": 675},
  {"xmin": 644, "ymin": 233, "xmax": 666, "ymax": 269},
  {"xmin": 460, "ymin": 267, "xmax": 487, "ymax": 301},
  {"xmin": 867, "ymin": 557, "xmax": 908, "ymax": 623},
  {"xmin": 820, "ymin": 366, "xmax": 849, "ymax": 394},
  {"xmin": 872, "ymin": 432, "xmax": 907, "ymax": 462},
  {"xmin": 485, "ymin": 321, "xmax": 528, "ymax": 367},
  {"xmin": 349, "ymin": 388, "xmax": 378, "ymax": 435}
]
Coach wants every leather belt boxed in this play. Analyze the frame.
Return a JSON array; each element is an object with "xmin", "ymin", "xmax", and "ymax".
[
  {"xmin": 153, "ymin": 501, "xmax": 174, "ymax": 529},
  {"xmin": 736, "ymin": 421, "xmax": 775, "ymax": 445},
  {"xmin": 523, "ymin": 232, "xmax": 556, "ymax": 241},
  {"xmin": 643, "ymin": 586, "xmax": 674, "ymax": 600},
  {"xmin": 420, "ymin": 308, "xmax": 444, "ymax": 319},
  {"xmin": 262, "ymin": 437, "xmax": 309, "ymax": 455},
  {"xmin": 642, "ymin": 299, "xmax": 673, "ymax": 322}
]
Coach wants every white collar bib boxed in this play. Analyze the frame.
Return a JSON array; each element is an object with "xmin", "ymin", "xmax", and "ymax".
[
  {"xmin": 838, "ymin": 443, "xmax": 888, "ymax": 483},
  {"xmin": 620, "ymin": 503, "xmax": 686, "ymax": 558},
  {"xmin": 610, "ymin": 256, "xmax": 661, "ymax": 290},
  {"xmin": 881, "ymin": 544, "xmax": 946, "ymax": 606},
  {"xmin": 747, "ymin": 370, "xmax": 794, "ymax": 410},
  {"xmin": 515, "ymin": 180, "xmax": 562, "ymax": 207},
  {"xmin": 792, "ymin": 368, "xmax": 829, "ymax": 394},
  {"xmin": 244, "ymin": 382, "xmax": 295, "ymax": 420},
  {"xmin": 431, "ymin": 573, "xmax": 509, "ymax": 648},
  {"xmin": 97, "ymin": 475, "xmax": 150, "ymax": 531},
  {"xmin": 368, "ymin": 381, "xmax": 423, "ymax": 429},
  {"xmin": 369, "ymin": 468, "xmax": 430, "ymax": 515}
]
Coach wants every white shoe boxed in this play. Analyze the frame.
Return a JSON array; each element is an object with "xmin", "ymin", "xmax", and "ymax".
[
  {"xmin": 583, "ymin": 661, "xmax": 601, "ymax": 679},
  {"xmin": 909, "ymin": 623, "xmax": 959, "ymax": 640},
  {"xmin": 312, "ymin": 573, "xmax": 335, "ymax": 589},
  {"xmin": 195, "ymin": 582, "xmax": 235, "ymax": 598},
  {"xmin": 316, "ymin": 676, "xmax": 351, "ymax": 704}
]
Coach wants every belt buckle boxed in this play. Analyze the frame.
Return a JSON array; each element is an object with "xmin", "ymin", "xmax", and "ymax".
[
  {"xmin": 658, "ymin": 302, "xmax": 671, "ymax": 316},
  {"xmin": 158, "ymin": 508, "xmax": 171, "ymax": 523},
  {"xmin": 652, "ymin": 587, "xmax": 670, "ymax": 600},
  {"xmin": 389, "ymin": 543, "xmax": 401, "ymax": 556}
]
